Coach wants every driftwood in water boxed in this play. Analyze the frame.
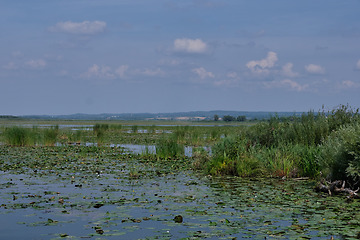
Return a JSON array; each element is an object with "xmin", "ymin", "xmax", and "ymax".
[{"xmin": 315, "ymin": 180, "xmax": 359, "ymax": 199}]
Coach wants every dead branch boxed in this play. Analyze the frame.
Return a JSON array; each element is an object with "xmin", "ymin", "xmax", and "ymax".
[{"xmin": 315, "ymin": 180, "xmax": 359, "ymax": 199}]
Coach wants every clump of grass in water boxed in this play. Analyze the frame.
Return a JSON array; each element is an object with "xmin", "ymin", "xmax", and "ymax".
[
  {"xmin": 156, "ymin": 135, "xmax": 184, "ymax": 159},
  {"xmin": 131, "ymin": 125, "xmax": 138, "ymax": 133},
  {"xmin": 128, "ymin": 164, "xmax": 141, "ymax": 179},
  {"xmin": 93, "ymin": 124, "xmax": 109, "ymax": 145},
  {"xmin": 43, "ymin": 125, "xmax": 59, "ymax": 146},
  {"xmin": 3, "ymin": 125, "xmax": 59, "ymax": 146},
  {"xmin": 67, "ymin": 130, "xmax": 85, "ymax": 145}
]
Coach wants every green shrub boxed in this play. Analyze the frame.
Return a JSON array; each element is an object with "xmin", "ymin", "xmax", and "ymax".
[
  {"xmin": 246, "ymin": 121, "xmax": 277, "ymax": 147},
  {"xmin": 318, "ymin": 122, "xmax": 360, "ymax": 183},
  {"xmin": 327, "ymin": 104, "xmax": 359, "ymax": 132}
]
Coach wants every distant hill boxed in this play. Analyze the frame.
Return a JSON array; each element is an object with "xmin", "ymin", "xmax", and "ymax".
[{"xmin": 22, "ymin": 111, "xmax": 304, "ymax": 121}]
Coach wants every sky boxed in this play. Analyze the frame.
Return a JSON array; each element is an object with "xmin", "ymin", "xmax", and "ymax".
[{"xmin": 1, "ymin": 0, "xmax": 360, "ymax": 115}]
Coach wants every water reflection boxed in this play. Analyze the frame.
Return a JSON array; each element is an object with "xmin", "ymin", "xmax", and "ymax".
[{"xmin": 56, "ymin": 142, "xmax": 211, "ymax": 157}]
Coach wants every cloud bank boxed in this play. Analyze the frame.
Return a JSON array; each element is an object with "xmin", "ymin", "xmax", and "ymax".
[{"xmin": 50, "ymin": 21, "xmax": 107, "ymax": 35}]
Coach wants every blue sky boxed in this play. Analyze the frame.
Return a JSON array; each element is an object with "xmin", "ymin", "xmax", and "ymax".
[{"xmin": 1, "ymin": 0, "xmax": 360, "ymax": 115}]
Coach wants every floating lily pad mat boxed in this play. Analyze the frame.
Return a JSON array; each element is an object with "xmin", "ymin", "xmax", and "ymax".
[{"xmin": 0, "ymin": 146, "xmax": 359, "ymax": 239}]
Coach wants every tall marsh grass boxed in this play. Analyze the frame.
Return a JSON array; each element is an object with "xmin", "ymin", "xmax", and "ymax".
[
  {"xmin": 206, "ymin": 136, "xmax": 263, "ymax": 177},
  {"xmin": 156, "ymin": 135, "xmax": 184, "ymax": 159},
  {"xmin": 43, "ymin": 125, "xmax": 59, "ymax": 146},
  {"xmin": 93, "ymin": 124, "xmax": 109, "ymax": 145},
  {"xmin": 4, "ymin": 126, "xmax": 32, "ymax": 146},
  {"xmin": 3, "ymin": 125, "xmax": 59, "ymax": 146},
  {"xmin": 202, "ymin": 105, "xmax": 360, "ymax": 179}
]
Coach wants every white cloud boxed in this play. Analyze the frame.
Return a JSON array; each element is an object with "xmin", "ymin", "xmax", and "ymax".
[
  {"xmin": 3, "ymin": 62, "xmax": 18, "ymax": 70},
  {"xmin": 264, "ymin": 79, "xmax": 308, "ymax": 92},
  {"xmin": 226, "ymin": 72, "xmax": 238, "ymax": 78},
  {"xmin": 246, "ymin": 51, "xmax": 278, "ymax": 76},
  {"xmin": 305, "ymin": 64, "xmax": 325, "ymax": 74},
  {"xmin": 213, "ymin": 79, "xmax": 237, "ymax": 87},
  {"xmin": 115, "ymin": 65, "xmax": 129, "ymax": 78},
  {"xmin": 158, "ymin": 59, "xmax": 182, "ymax": 66},
  {"xmin": 132, "ymin": 68, "xmax": 165, "ymax": 77},
  {"xmin": 282, "ymin": 62, "xmax": 299, "ymax": 77},
  {"xmin": 341, "ymin": 80, "xmax": 359, "ymax": 88},
  {"xmin": 174, "ymin": 38, "xmax": 207, "ymax": 53},
  {"xmin": 192, "ymin": 67, "xmax": 214, "ymax": 79},
  {"xmin": 25, "ymin": 59, "xmax": 47, "ymax": 69},
  {"xmin": 356, "ymin": 59, "xmax": 360, "ymax": 70},
  {"xmin": 59, "ymin": 70, "xmax": 69, "ymax": 76},
  {"xmin": 140, "ymin": 68, "xmax": 165, "ymax": 77},
  {"xmin": 83, "ymin": 64, "xmax": 115, "ymax": 79},
  {"xmin": 12, "ymin": 51, "xmax": 23, "ymax": 58},
  {"xmin": 50, "ymin": 21, "xmax": 106, "ymax": 35}
]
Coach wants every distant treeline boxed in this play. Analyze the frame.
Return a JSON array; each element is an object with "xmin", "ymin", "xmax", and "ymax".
[
  {"xmin": 0, "ymin": 115, "xmax": 21, "ymax": 119},
  {"xmin": 215, "ymin": 115, "xmax": 247, "ymax": 122}
]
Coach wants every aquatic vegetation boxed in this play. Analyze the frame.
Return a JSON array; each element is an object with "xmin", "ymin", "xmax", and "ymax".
[
  {"xmin": 131, "ymin": 124, "xmax": 138, "ymax": 133},
  {"xmin": 0, "ymin": 144, "xmax": 358, "ymax": 239},
  {"xmin": 156, "ymin": 135, "xmax": 184, "ymax": 158},
  {"xmin": 3, "ymin": 126, "xmax": 31, "ymax": 146},
  {"xmin": 93, "ymin": 123, "xmax": 109, "ymax": 145},
  {"xmin": 260, "ymin": 146, "xmax": 298, "ymax": 177},
  {"xmin": 191, "ymin": 147, "xmax": 210, "ymax": 170},
  {"xmin": 3, "ymin": 125, "xmax": 59, "ymax": 146},
  {"xmin": 43, "ymin": 125, "xmax": 59, "ymax": 146},
  {"xmin": 206, "ymin": 136, "xmax": 263, "ymax": 177}
]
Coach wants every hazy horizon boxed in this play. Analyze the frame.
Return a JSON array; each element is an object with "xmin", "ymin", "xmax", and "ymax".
[{"xmin": 1, "ymin": 1, "xmax": 359, "ymax": 115}]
